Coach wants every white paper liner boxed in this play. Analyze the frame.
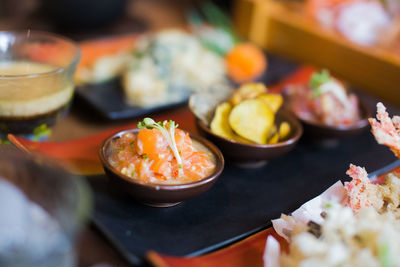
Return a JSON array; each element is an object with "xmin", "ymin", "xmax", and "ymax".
[{"xmin": 264, "ymin": 180, "xmax": 348, "ymax": 267}]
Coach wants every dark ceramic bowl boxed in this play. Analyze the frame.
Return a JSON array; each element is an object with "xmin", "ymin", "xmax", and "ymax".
[
  {"xmin": 195, "ymin": 109, "xmax": 303, "ymax": 168},
  {"xmin": 99, "ymin": 129, "xmax": 224, "ymax": 207},
  {"xmin": 297, "ymin": 99, "xmax": 371, "ymax": 141}
]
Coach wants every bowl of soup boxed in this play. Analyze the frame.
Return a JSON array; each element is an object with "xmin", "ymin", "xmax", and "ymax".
[
  {"xmin": 99, "ymin": 118, "xmax": 224, "ymax": 207},
  {"xmin": 0, "ymin": 31, "xmax": 80, "ymax": 141}
]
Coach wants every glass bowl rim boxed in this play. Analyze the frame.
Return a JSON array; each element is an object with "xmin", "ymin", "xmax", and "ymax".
[{"xmin": 0, "ymin": 30, "xmax": 81, "ymax": 79}]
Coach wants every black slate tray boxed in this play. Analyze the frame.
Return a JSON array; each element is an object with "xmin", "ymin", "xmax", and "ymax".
[
  {"xmin": 75, "ymin": 79, "xmax": 188, "ymax": 120},
  {"xmin": 75, "ymin": 54, "xmax": 298, "ymax": 120},
  {"xmin": 87, "ymin": 92, "xmax": 400, "ymax": 265},
  {"xmin": 82, "ymin": 54, "xmax": 400, "ymax": 264}
]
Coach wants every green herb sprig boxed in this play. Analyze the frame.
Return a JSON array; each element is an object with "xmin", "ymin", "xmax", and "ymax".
[
  {"xmin": 309, "ymin": 69, "xmax": 331, "ymax": 98},
  {"xmin": 187, "ymin": 1, "xmax": 239, "ymax": 55},
  {"xmin": 137, "ymin": 118, "xmax": 183, "ymax": 177}
]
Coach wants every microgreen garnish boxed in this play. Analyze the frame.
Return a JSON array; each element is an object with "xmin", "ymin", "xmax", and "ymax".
[
  {"xmin": 379, "ymin": 243, "xmax": 394, "ymax": 267},
  {"xmin": 309, "ymin": 69, "xmax": 331, "ymax": 98},
  {"xmin": 142, "ymin": 154, "xmax": 148, "ymax": 159},
  {"xmin": 137, "ymin": 118, "xmax": 183, "ymax": 177}
]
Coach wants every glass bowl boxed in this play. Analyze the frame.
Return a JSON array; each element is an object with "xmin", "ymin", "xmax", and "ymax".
[
  {"xmin": 0, "ymin": 31, "xmax": 80, "ymax": 142},
  {"xmin": 0, "ymin": 146, "xmax": 91, "ymax": 267}
]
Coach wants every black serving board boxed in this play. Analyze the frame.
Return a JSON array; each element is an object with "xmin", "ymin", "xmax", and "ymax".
[
  {"xmin": 87, "ymin": 90, "xmax": 400, "ymax": 265},
  {"xmin": 76, "ymin": 79, "xmax": 188, "ymax": 120},
  {"xmin": 75, "ymin": 54, "xmax": 298, "ymax": 120}
]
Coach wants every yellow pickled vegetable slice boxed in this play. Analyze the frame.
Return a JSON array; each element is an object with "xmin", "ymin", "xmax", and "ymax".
[
  {"xmin": 230, "ymin": 83, "xmax": 267, "ymax": 106},
  {"xmin": 269, "ymin": 133, "xmax": 279, "ymax": 144},
  {"xmin": 267, "ymin": 124, "xmax": 277, "ymax": 139},
  {"xmin": 229, "ymin": 99, "xmax": 274, "ymax": 144},
  {"xmin": 279, "ymin": 121, "xmax": 291, "ymax": 141},
  {"xmin": 210, "ymin": 102, "xmax": 251, "ymax": 143},
  {"xmin": 257, "ymin": 94, "xmax": 283, "ymax": 113}
]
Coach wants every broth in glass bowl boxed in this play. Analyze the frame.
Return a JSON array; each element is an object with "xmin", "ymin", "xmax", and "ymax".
[{"xmin": 0, "ymin": 31, "xmax": 80, "ymax": 142}]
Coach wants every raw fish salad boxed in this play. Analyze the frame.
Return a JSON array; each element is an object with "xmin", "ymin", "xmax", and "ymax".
[{"xmin": 109, "ymin": 118, "xmax": 215, "ymax": 185}]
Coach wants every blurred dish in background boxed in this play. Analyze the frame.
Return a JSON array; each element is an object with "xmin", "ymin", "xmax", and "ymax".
[
  {"xmin": 282, "ymin": 69, "xmax": 370, "ymax": 140},
  {"xmin": 75, "ymin": 2, "xmax": 267, "ymax": 109},
  {"xmin": 305, "ymin": 0, "xmax": 400, "ymax": 48},
  {"xmin": 284, "ymin": 69, "xmax": 360, "ymax": 127},
  {"xmin": 188, "ymin": 2, "xmax": 267, "ymax": 83},
  {"xmin": 76, "ymin": 34, "xmax": 136, "ymax": 84},
  {"xmin": 122, "ymin": 29, "xmax": 227, "ymax": 107}
]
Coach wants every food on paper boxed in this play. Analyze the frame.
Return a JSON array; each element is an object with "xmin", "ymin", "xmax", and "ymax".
[
  {"xmin": 264, "ymin": 103, "xmax": 400, "ymax": 267},
  {"xmin": 123, "ymin": 30, "xmax": 227, "ymax": 107},
  {"xmin": 208, "ymin": 83, "xmax": 291, "ymax": 144},
  {"xmin": 284, "ymin": 69, "xmax": 361, "ymax": 126},
  {"xmin": 265, "ymin": 165, "xmax": 400, "ymax": 267},
  {"xmin": 262, "ymin": 109, "xmax": 399, "ymax": 267},
  {"xmin": 108, "ymin": 118, "xmax": 215, "ymax": 185},
  {"xmin": 275, "ymin": 204, "xmax": 400, "ymax": 267},
  {"xmin": 369, "ymin": 102, "xmax": 400, "ymax": 159}
]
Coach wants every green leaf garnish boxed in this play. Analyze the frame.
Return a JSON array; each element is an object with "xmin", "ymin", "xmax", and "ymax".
[
  {"xmin": 187, "ymin": 1, "xmax": 239, "ymax": 55},
  {"xmin": 309, "ymin": 69, "xmax": 331, "ymax": 98},
  {"xmin": 379, "ymin": 243, "xmax": 395, "ymax": 267},
  {"xmin": 137, "ymin": 118, "xmax": 183, "ymax": 177}
]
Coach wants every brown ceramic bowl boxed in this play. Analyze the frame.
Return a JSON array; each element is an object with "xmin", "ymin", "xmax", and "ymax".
[
  {"xmin": 195, "ymin": 109, "xmax": 303, "ymax": 168},
  {"xmin": 297, "ymin": 99, "xmax": 371, "ymax": 141},
  {"xmin": 99, "ymin": 129, "xmax": 224, "ymax": 207}
]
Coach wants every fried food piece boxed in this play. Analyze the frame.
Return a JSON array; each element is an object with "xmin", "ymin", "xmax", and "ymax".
[
  {"xmin": 369, "ymin": 102, "xmax": 400, "ymax": 159},
  {"xmin": 279, "ymin": 121, "xmax": 291, "ymax": 141},
  {"xmin": 210, "ymin": 102, "xmax": 251, "ymax": 143},
  {"xmin": 230, "ymin": 83, "xmax": 267, "ymax": 106},
  {"xmin": 229, "ymin": 99, "xmax": 274, "ymax": 144},
  {"xmin": 257, "ymin": 94, "xmax": 283, "ymax": 113}
]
